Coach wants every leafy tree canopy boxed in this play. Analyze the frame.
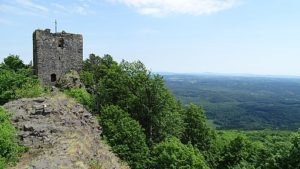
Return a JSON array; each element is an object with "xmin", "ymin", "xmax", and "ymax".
[
  {"xmin": 82, "ymin": 54, "xmax": 184, "ymax": 146},
  {"xmin": 149, "ymin": 137, "xmax": 209, "ymax": 169},
  {"xmin": 1, "ymin": 55, "xmax": 26, "ymax": 71},
  {"xmin": 0, "ymin": 56, "xmax": 44, "ymax": 105},
  {"xmin": 99, "ymin": 105, "xmax": 149, "ymax": 169}
]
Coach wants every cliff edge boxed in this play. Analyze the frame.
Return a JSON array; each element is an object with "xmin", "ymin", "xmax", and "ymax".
[{"xmin": 3, "ymin": 94, "xmax": 128, "ymax": 169}]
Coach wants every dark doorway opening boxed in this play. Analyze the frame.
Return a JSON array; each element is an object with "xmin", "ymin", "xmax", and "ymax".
[{"xmin": 51, "ymin": 74, "xmax": 57, "ymax": 82}]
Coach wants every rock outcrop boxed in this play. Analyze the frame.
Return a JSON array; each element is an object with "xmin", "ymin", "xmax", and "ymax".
[
  {"xmin": 57, "ymin": 70, "xmax": 84, "ymax": 89},
  {"xmin": 4, "ymin": 94, "xmax": 128, "ymax": 169}
]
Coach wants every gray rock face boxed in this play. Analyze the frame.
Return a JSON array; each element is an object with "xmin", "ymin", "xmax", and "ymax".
[
  {"xmin": 4, "ymin": 95, "xmax": 128, "ymax": 169},
  {"xmin": 33, "ymin": 29, "xmax": 83, "ymax": 86},
  {"xmin": 57, "ymin": 70, "xmax": 84, "ymax": 90}
]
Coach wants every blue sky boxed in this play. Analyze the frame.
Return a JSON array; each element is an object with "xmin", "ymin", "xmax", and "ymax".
[{"xmin": 1, "ymin": 0, "xmax": 300, "ymax": 76}]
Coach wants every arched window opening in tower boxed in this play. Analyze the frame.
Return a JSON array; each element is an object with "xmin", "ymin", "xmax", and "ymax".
[{"xmin": 51, "ymin": 74, "xmax": 57, "ymax": 82}]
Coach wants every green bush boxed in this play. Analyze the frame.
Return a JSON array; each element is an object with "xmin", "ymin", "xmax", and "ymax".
[
  {"xmin": 0, "ymin": 69, "xmax": 44, "ymax": 104},
  {"xmin": 80, "ymin": 71, "xmax": 95, "ymax": 91},
  {"xmin": 64, "ymin": 88, "xmax": 95, "ymax": 110},
  {"xmin": 89, "ymin": 160, "xmax": 102, "ymax": 169},
  {"xmin": 0, "ymin": 107, "xmax": 24, "ymax": 168},
  {"xmin": 149, "ymin": 137, "xmax": 209, "ymax": 169},
  {"xmin": 0, "ymin": 56, "xmax": 44, "ymax": 105},
  {"xmin": 99, "ymin": 105, "xmax": 149, "ymax": 169},
  {"xmin": 0, "ymin": 157, "xmax": 6, "ymax": 169},
  {"xmin": 15, "ymin": 81, "xmax": 44, "ymax": 99}
]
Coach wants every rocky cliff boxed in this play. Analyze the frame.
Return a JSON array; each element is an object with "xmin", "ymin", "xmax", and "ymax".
[{"xmin": 3, "ymin": 94, "xmax": 128, "ymax": 169}]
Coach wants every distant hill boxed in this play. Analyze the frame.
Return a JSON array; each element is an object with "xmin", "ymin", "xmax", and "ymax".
[{"xmin": 164, "ymin": 74, "xmax": 300, "ymax": 130}]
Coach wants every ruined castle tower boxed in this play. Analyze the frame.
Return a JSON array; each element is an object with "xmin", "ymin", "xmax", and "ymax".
[{"xmin": 33, "ymin": 29, "xmax": 83, "ymax": 85}]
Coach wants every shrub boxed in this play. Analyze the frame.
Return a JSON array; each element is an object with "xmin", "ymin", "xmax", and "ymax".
[
  {"xmin": 89, "ymin": 160, "xmax": 102, "ymax": 169},
  {"xmin": 0, "ymin": 67, "xmax": 44, "ymax": 105},
  {"xmin": 0, "ymin": 107, "xmax": 24, "ymax": 168},
  {"xmin": 0, "ymin": 157, "xmax": 6, "ymax": 169},
  {"xmin": 80, "ymin": 71, "xmax": 95, "ymax": 91},
  {"xmin": 64, "ymin": 88, "xmax": 95, "ymax": 110},
  {"xmin": 15, "ymin": 81, "xmax": 44, "ymax": 99}
]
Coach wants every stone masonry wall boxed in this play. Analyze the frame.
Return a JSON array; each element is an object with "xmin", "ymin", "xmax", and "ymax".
[{"xmin": 33, "ymin": 29, "xmax": 83, "ymax": 86}]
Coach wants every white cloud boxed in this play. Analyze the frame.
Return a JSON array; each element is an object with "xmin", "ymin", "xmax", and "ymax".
[
  {"xmin": 52, "ymin": 2, "xmax": 95, "ymax": 15},
  {"xmin": 74, "ymin": 2, "xmax": 96, "ymax": 15},
  {"xmin": 52, "ymin": 3, "xmax": 68, "ymax": 12},
  {"xmin": 0, "ymin": 0, "xmax": 49, "ymax": 16},
  {"xmin": 110, "ymin": 0, "xmax": 239, "ymax": 16},
  {"xmin": 0, "ymin": 0, "xmax": 95, "ymax": 16},
  {"xmin": 75, "ymin": 5, "xmax": 90, "ymax": 15},
  {"xmin": 16, "ymin": 0, "xmax": 49, "ymax": 13}
]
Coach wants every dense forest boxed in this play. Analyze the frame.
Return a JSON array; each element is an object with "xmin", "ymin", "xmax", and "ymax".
[
  {"xmin": 164, "ymin": 74, "xmax": 300, "ymax": 130},
  {"xmin": 1, "ymin": 54, "xmax": 300, "ymax": 168}
]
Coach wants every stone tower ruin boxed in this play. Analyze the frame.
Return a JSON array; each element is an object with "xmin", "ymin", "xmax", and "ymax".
[{"xmin": 33, "ymin": 29, "xmax": 83, "ymax": 85}]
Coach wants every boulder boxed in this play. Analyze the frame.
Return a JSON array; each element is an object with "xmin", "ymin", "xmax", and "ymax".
[{"xmin": 56, "ymin": 70, "xmax": 84, "ymax": 90}]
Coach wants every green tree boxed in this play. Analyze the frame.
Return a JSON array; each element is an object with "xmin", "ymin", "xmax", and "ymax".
[
  {"xmin": 130, "ymin": 73, "xmax": 184, "ymax": 145},
  {"xmin": 0, "ymin": 68, "xmax": 43, "ymax": 105},
  {"xmin": 120, "ymin": 61, "xmax": 184, "ymax": 145},
  {"xmin": 82, "ymin": 53, "xmax": 103, "ymax": 72},
  {"xmin": 254, "ymin": 136, "xmax": 291, "ymax": 169},
  {"xmin": 2, "ymin": 55, "xmax": 26, "ymax": 71},
  {"xmin": 79, "ymin": 71, "xmax": 95, "ymax": 92},
  {"xmin": 149, "ymin": 137, "xmax": 209, "ymax": 169},
  {"xmin": 96, "ymin": 63, "xmax": 134, "ymax": 112},
  {"xmin": 181, "ymin": 104, "xmax": 216, "ymax": 151},
  {"xmin": 218, "ymin": 136, "xmax": 253, "ymax": 168},
  {"xmin": 0, "ymin": 55, "xmax": 44, "ymax": 105},
  {"xmin": 181, "ymin": 104, "xmax": 217, "ymax": 167},
  {"xmin": 84, "ymin": 56, "xmax": 185, "ymax": 146},
  {"xmin": 83, "ymin": 54, "xmax": 118, "ymax": 81},
  {"xmin": 99, "ymin": 105, "xmax": 149, "ymax": 169},
  {"xmin": 284, "ymin": 130, "xmax": 300, "ymax": 168}
]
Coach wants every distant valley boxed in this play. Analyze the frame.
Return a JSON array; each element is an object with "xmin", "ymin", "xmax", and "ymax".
[{"xmin": 164, "ymin": 74, "xmax": 300, "ymax": 130}]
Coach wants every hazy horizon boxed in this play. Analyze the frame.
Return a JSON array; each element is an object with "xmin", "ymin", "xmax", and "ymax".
[
  {"xmin": 157, "ymin": 71, "xmax": 300, "ymax": 78},
  {"xmin": 1, "ymin": 0, "xmax": 300, "ymax": 76}
]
